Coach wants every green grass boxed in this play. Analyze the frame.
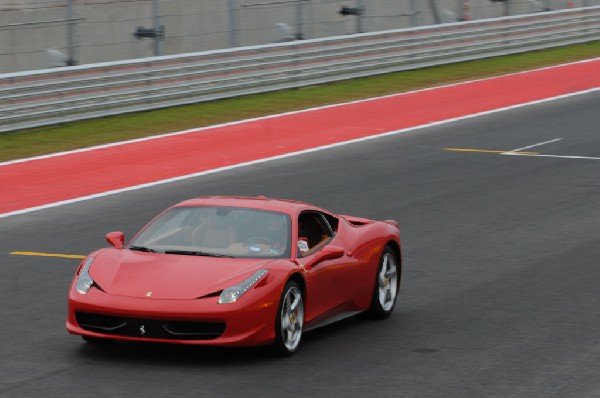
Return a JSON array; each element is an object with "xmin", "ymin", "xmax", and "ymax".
[{"xmin": 1, "ymin": 41, "xmax": 599, "ymax": 162}]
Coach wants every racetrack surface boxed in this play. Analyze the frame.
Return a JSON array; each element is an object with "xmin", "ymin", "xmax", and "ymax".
[{"xmin": 1, "ymin": 89, "xmax": 599, "ymax": 397}]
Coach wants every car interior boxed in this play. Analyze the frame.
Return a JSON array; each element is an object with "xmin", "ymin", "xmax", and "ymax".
[{"xmin": 298, "ymin": 212, "xmax": 333, "ymax": 256}]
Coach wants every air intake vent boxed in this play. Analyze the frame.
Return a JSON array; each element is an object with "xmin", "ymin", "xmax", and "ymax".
[{"xmin": 76, "ymin": 312, "xmax": 225, "ymax": 340}]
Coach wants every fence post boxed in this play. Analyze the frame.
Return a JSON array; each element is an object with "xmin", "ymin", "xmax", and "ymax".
[
  {"xmin": 229, "ymin": 0, "xmax": 238, "ymax": 47},
  {"xmin": 296, "ymin": 0, "xmax": 305, "ymax": 39},
  {"xmin": 66, "ymin": 0, "xmax": 77, "ymax": 65},
  {"xmin": 357, "ymin": 0, "xmax": 364, "ymax": 32},
  {"xmin": 153, "ymin": 0, "xmax": 162, "ymax": 56}
]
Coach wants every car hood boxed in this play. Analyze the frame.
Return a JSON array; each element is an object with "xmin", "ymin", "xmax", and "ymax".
[{"xmin": 89, "ymin": 248, "xmax": 274, "ymax": 300}]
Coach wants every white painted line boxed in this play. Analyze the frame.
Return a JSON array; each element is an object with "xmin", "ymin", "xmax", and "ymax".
[
  {"xmin": 504, "ymin": 137, "xmax": 600, "ymax": 160},
  {"xmin": 2, "ymin": 85, "xmax": 600, "ymax": 220},
  {"xmin": 1, "ymin": 57, "xmax": 599, "ymax": 168},
  {"xmin": 503, "ymin": 138, "xmax": 563, "ymax": 154},
  {"xmin": 504, "ymin": 153, "xmax": 600, "ymax": 160}
]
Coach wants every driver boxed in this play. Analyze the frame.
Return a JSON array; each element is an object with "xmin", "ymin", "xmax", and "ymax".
[
  {"xmin": 264, "ymin": 215, "xmax": 288, "ymax": 248},
  {"xmin": 248, "ymin": 215, "xmax": 288, "ymax": 255}
]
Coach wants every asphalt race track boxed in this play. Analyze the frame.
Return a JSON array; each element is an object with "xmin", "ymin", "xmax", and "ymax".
[{"xmin": 1, "ymin": 91, "xmax": 599, "ymax": 397}]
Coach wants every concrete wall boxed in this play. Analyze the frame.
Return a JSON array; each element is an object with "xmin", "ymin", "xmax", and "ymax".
[{"xmin": 1, "ymin": 0, "xmax": 597, "ymax": 73}]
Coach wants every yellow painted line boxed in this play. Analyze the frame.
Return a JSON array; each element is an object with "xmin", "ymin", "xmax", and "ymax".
[
  {"xmin": 445, "ymin": 148, "xmax": 541, "ymax": 155},
  {"xmin": 10, "ymin": 251, "xmax": 85, "ymax": 259}
]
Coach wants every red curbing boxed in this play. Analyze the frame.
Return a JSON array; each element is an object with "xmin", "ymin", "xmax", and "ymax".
[{"xmin": 1, "ymin": 59, "xmax": 599, "ymax": 216}]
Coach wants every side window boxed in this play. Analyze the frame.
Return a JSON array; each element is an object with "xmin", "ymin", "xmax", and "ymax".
[{"xmin": 297, "ymin": 212, "xmax": 332, "ymax": 257}]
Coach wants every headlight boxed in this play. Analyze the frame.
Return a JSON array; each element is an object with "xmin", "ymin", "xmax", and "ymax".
[
  {"xmin": 75, "ymin": 257, "xmax": 95, "ymax": 294},
  {"xmin": 218, "ymin": 270, "xmax": 269, "ymax": 304}
]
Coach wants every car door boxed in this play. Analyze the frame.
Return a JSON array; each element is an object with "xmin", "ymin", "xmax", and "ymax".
[{"xmin": 297, "ymin": 211, "xmax": 357, "ymax": 325}]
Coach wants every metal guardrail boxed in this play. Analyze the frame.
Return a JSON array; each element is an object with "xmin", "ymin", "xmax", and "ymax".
[{"xmin": 1, "ymin": 7, "xmax": 599, "ymax": 133}]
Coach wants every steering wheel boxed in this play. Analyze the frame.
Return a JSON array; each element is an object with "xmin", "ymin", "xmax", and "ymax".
[{"xmin": 246, "ymin": 237, "xmax": 272, "ymax": 247}]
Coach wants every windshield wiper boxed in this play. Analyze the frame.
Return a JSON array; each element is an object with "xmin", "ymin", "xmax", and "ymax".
[
  {"xmin": 163, "ymin": 249, "xmax": 234, "ymax": 258},
  {"xmin": 129, "ymin": 245, "xmax": 158, "ymax": 253}
]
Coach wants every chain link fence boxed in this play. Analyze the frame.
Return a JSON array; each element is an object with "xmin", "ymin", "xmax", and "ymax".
[{"xmin": 1, "ymin": 0, "xmax": 598, "ymax": 73}]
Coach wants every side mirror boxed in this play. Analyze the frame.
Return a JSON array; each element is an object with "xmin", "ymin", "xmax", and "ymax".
[
  {"xmin": 106, "ymin": 231, "xmax": 125, "ymax": 249},
  {"xmin": 305, "ymin": 245, "xmax": 345, "ymax": 269}
]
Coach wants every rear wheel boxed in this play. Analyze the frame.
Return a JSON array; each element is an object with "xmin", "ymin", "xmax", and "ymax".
[
  {"xmin": 368, "ymin": 246, "xmax": 400, "ymax": 319},
  {"xmin": 271, "ymin": 280, "xmax": 304, "ymax": 356}
]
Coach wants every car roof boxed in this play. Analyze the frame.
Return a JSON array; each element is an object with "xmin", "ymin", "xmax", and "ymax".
[{"xmin": 174, "ymin": 196, "xmax": 325, "ymax": 215}]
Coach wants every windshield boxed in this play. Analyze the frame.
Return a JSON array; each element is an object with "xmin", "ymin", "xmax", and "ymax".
[{"xmin": 129, "ymin": 206, "xmax": 291, "ymax": 259}]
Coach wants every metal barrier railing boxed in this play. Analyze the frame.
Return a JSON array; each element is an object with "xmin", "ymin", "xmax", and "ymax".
[{"xmin": 1, "ymin": 6, "xmax": 599, "ymax": 133}]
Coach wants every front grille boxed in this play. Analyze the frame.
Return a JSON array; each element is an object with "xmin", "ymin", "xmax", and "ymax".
[{"xmin": 76, "ymin": 312, "xmax": 225, "ymax": 340}]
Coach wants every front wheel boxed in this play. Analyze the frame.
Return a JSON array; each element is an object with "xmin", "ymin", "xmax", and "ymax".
[
  {"xmin": 368, "ymin": 246, "xmax": 400, "ymax": 319},
  {"xmin": 271, "ymin": 280, "xmax": 304, "ymax": 356}
]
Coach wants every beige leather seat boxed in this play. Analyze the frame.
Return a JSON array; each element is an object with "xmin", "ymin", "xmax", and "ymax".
[{"xmin": 192, "ymin": 219, "xmax": 237, "ymax": 249}]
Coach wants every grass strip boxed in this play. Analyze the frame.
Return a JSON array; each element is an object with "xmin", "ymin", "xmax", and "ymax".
[{"xmin": 1, "ymin": 41, "xmax": 599, "ymax": 162}]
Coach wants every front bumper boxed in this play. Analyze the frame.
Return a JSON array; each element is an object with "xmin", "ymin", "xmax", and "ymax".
[{"xmin": 66, "ymin": 284, "xmax": 279, "ymax": 347}]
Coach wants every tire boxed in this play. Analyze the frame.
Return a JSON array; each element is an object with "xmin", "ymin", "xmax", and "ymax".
[
  {"xmin": 367, "ymin": 245, "xmax": 400, "ymax": 319},
  {"xmin": 271, "ymin": 280, "xmax": 304, "ymax": 357}
]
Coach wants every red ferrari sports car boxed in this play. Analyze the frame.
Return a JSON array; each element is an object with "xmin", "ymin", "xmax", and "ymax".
[{"xmin": 67, "ymin": 196, "xmax": 401, "ymax": 355}]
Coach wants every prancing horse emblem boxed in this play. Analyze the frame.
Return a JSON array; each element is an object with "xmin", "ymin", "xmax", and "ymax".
[{"xmin": 140, "ymin": 325, "xmax": 146, "ymax": 336}]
